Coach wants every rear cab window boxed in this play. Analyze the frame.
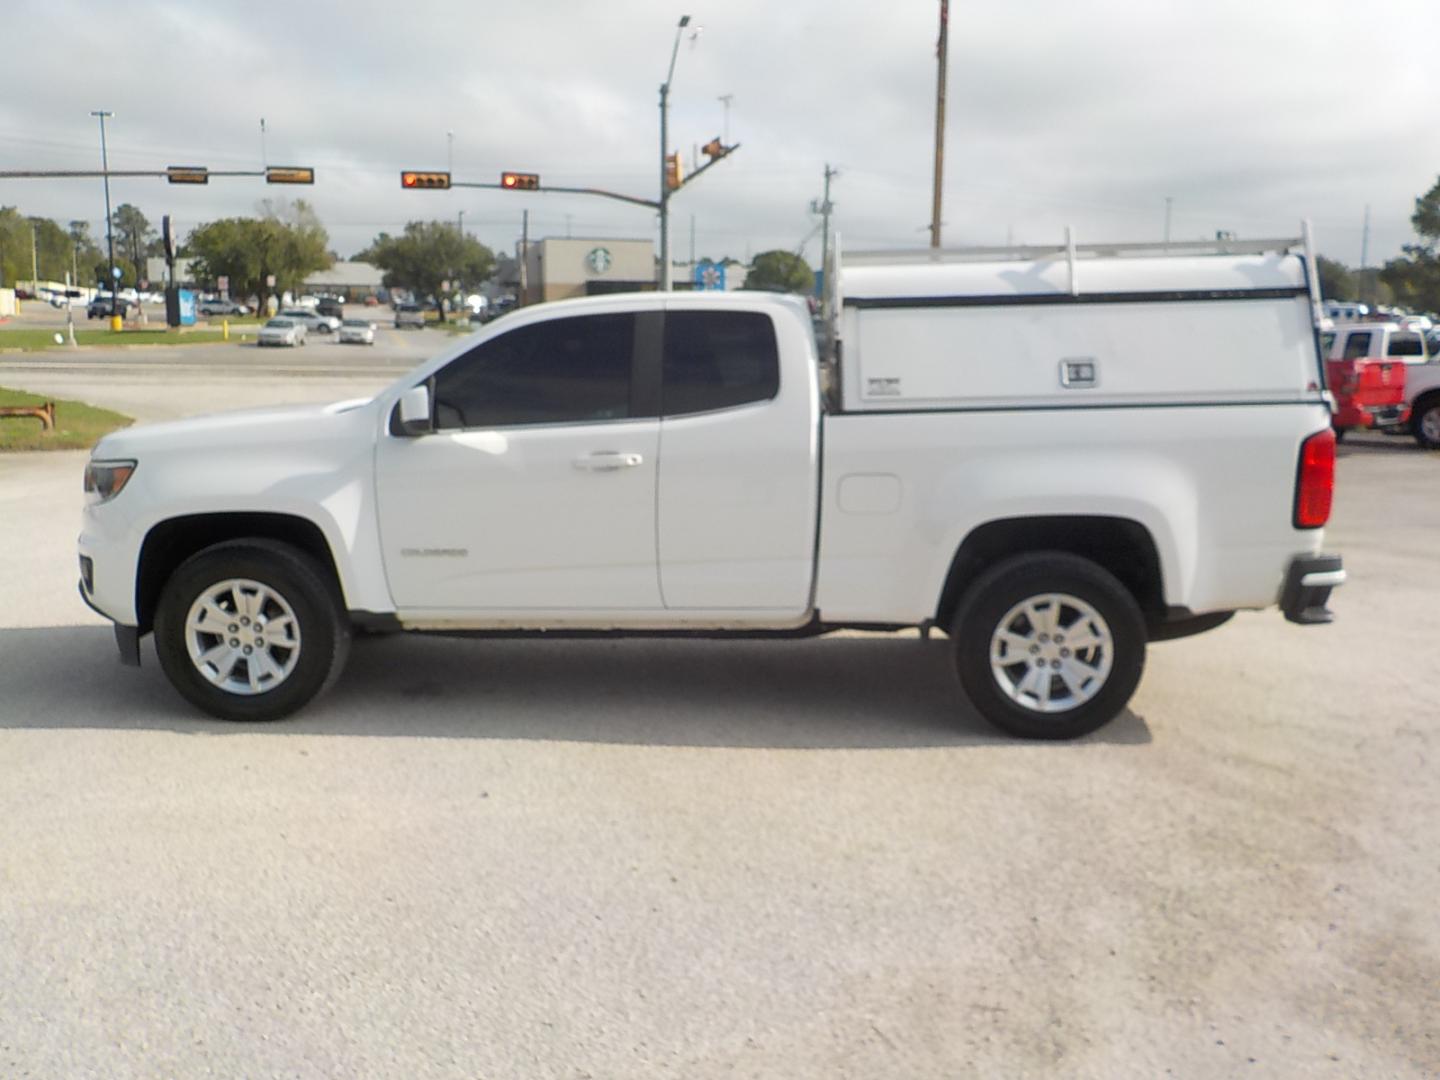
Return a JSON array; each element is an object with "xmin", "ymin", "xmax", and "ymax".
[{"xmin": 1341, "ymin": 332, "xmax": 1373, "ymax": 361}]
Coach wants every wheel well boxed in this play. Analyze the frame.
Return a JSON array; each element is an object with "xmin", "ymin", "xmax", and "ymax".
[
  {"xmin": 1412, "ymin": 389, "xmax": 1440, "ymax": 418},
  {"xmin": 935, "ymin": 516, "xmax": 1165, "ymax": 629},
  {"xmin": 135, "ymin": 513, "xmax": 341, "ymax": 634}
]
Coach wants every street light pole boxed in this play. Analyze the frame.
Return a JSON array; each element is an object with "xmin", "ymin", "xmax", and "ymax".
[
  {"xmin": 658, "ymin": 14, "xmax": 691, "ymax": 291},
  {"xmin": 90, "ymin": 110, "xmax": 121, "ymax": 330}
]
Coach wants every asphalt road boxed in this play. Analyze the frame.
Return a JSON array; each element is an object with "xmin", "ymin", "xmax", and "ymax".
[{"xmin": 0, "ymin": 352, "xmax": 1436, "ymax": 1078}]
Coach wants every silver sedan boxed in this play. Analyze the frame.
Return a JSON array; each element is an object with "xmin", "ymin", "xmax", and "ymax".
[
  {"xmin": 337, "ymin": 318, "xmax": 377, "ymax": 345},
  {"xmin": 257, "ymin": 317, "xmax": 307, "ymax": 347}
]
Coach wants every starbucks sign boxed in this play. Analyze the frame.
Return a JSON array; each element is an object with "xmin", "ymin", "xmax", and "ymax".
[{"xmin": 585, "ymin": 247, "xmax": 613, "ymax": 274}]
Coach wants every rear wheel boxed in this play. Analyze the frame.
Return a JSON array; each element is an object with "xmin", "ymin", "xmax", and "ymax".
[
  {"xmin": 154, "ymin": 541, "xmax": 350, "ymax": 722},
  {"xmin": 1414, "ymin": 398, "xmax": 1440, "ymax": 449},
  {"xmin": 951, "ymin": 552, "xmax": 1146, "ymax": 739}
]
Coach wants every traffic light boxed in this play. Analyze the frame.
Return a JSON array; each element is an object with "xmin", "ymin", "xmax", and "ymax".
[
  {"xmin": 702, "ymin": 137, "xmax": 726, "ymax": 161},
  {"xmin": 666, "ymin": 153, "xmax": 683, "ymax": 191},
  {"xmin": 500, "ymin": 172, "xmax": 540, "ymax": 191},
  {"xmin": 266, "ymin": 166, "xmax": 315, "ymax": 185},
  {"xmin": 166, "ymin": 165, "xmax": 209, "ymax": 185},
  {"xmin": 401, "ymin": 171, "xmax": 451, "ymax": 190}
]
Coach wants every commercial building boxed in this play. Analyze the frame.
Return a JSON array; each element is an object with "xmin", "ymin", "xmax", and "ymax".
[
  {"xmin": 302, "ymin": 261, "xmax": 385, "ymax": 301},
  {"xmin": 520, "ymin": 238, "xmax": 656, "ymax": 305}
]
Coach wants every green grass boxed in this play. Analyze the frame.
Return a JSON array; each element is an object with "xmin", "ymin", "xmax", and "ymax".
[
  {"xmin": 0, "ymin": 328, "xmax": 231, "ymax": 351},
  {"xmin": 0, "ymin": 386, "xmax": 133, "ymax": 451}
]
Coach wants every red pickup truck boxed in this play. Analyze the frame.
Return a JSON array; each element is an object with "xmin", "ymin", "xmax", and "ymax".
[{"xmin": 1322, "ymin": 325, "xmax": 1410, "ymax": 436}]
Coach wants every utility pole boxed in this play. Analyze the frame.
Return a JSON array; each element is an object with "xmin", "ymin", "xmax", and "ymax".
[
  {"xmin": 815, "ymin": 164, "xmax": 838, "ymax": 286},
  {"xmin": 457, "ymin": 208, "xmax": 465, "ymax": 236},
  {"xmin": 659, "ymin": 14, "xmax": 692, "ymax": 290},
  {"xmin": 518, "ymin": 209, "xmax": 530, "ymax": 307},
  {"xmin": 1360, "ymin": 203, "xmax": 1371, "ymax": 271},
  {"xmin": 1164, "ymin": 195, "xmax": 1173, "ymax": 246},
  {"xmin": 689, "ymin": 214, "xmax": 696, "ymax": 280},
  {"xmin": 90, "ymin": 109, "xmax": 120, "ymax": 330},
  {"xmin": 260, "ymin": 117, "xmax": 268, "ymax": 166},
  {"xmin": 929, "ymin": 0, "xmax": 949, "ymax": 248},
  {"xmin": 30, "ymin": 224, "xmax": 38, "ymax": 292},
  {"xmin": 718, "ymin": 94, "xmax": 733, "ymax": 143}
]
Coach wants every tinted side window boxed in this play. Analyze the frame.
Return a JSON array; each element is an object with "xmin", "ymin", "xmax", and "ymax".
[
  {"xmin": 1342, "ymin": 332, "xmax": 1372, "ymax": 360},
  {"xmin": 662, "ymin": 310, "xmax": 780, "ymax": 416},
  {"xmin": 434, "ymin": 313, "xmax": 634, "ymax": 429},
  {"xmin": 1387, "ymin": 334, "xmax": 1424, "ymax": 357}
]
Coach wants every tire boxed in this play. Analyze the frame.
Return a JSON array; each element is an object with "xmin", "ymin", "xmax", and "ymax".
[
  {"xmin": 951, "ymin": 552, "xmax": 1146, "ymax": 740},
  {"xmin": 153, "ymin": 540, "xmax": 351, "ymax": 722},
  {"xmin": 1413, "ymin": 398, "xmax": 1440, "ymax": 450}
]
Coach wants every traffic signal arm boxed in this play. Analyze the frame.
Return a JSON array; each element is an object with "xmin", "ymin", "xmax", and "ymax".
[{"xmin": 670, "ymin": 142, "xmax": 740, "ymax": 193}]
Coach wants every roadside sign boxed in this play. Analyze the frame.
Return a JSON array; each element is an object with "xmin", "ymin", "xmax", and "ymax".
[
  {"xmin": 166, "ymin": 165, "xmax": 209, "ymax": 185},
  {"xmin": 265, "ymin": 274, "xmax": 276, "ymax": 288},
  {"xmin": 694, "ymin": 260, "xmax": 726, "ymax": 291},
  {"xmin": 265, "ymin": 166, "xmax": 315, "ymax": 185},
  {"xmin": 217, "ymin": 275, "xmax": 229, "ymax": 297}
]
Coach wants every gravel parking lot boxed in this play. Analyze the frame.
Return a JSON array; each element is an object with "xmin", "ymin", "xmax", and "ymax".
[{"xmin": 0, "ymin": 351, "xmax": 1436, "ymax": 1078}]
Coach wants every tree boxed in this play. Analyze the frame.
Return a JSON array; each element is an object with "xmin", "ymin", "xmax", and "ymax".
[
  {"xmin": 111, "ymin": 204, "xmax": 154, "ymax": 286},
  {"xmin": 1316, "ymin": 255, "xmax": 1356, "ymax": 301},
  {"xmin": 743, "ymin": 250, "xmax": 815, "ymax": 294},
  {"xmin": 358, "ymin": 222, "xmax": 496, "ymax": 322},
  {"xmin": 186, "ymin": 200, "xmax": 333, "ymax": 311},
  {"xmin": 1378, "ymin": 175, "xmax": 1440, "ymax": 315}
]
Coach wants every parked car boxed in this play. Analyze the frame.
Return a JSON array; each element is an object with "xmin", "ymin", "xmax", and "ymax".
[
  {"xmin": 394, "ymin": 302, "xmax": 425, "ymax": 329},
  {"xmin": 78, "ymin": 234, "xmax": 1342, "ymax": 736},
  {"xmin": 338, "ymin": 318, "xmax": 376, "ymax": 345},
  {"xmin": 257, "ymin": 317, "xmax": 307, "ymax": 347},
  {"xmin": 198, "ymin": 299, "xmax": 251, "ymax": 317},
  {"xmin": 278, "ymin": 307, "xmax": 339, "ymax": 334},
  {"xmin": 87, "ymin": 296, "xmax": 134, "ymax": 319},
  {"xmin": 316, "ymin": 298, "xmax": 345, "ymax": 323}
]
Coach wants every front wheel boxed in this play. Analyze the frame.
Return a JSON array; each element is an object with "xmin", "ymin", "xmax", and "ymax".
[
  {"xmin": 153, "ymin": 541, "xmax": 351, "ymax": 722},
  {"xmin": 951, "ymin": 552, "xmax": 1146, "ymax": 739}
]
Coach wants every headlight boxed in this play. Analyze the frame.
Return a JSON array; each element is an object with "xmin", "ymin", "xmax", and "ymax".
[{"xmin": 84, "ymin": 459, "xmax": 137, "ymax": 504}]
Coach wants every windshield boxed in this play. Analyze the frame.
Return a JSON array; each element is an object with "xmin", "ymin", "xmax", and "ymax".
[{"xmin": 266, "ymin": 319, "xmax": 293, "ymax": 328}]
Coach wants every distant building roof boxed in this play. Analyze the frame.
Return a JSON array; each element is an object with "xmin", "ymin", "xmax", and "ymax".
[{"xmin": 303, "ymin": 261, "xmax": 384, "ymax": 289}]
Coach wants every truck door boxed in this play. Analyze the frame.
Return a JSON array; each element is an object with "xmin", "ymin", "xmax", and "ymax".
[
  {"xmin": 374, "ymin": 311, "xmax": 663, "ymax": 612},
  {"xmin": 655, "ymin": 307, "xmax": 818, "ymax": 613}
]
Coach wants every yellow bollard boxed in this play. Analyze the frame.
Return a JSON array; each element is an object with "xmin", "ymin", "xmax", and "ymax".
[
  {"xmin": 110, "ymin": 314, "xmax": 123, "ymax": 332},
  {"xmin": 223, "ymin": 319, "xmax": 229, "ymax": 341}
]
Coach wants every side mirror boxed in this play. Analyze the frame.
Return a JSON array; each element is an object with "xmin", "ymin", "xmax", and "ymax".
[{"xmin": 394, "ymin": 384, "xmax": 433, "ymax": 436}]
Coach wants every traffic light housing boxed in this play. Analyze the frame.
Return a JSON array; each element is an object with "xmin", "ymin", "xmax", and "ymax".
[
  {"xmin": 266, "ymin": 166, "xmax": 315, "ymax": 185},
  {"xmin": 166, "ymin": 165, "xmax": 209, "ymax": 185},
  {"xmin": 500, "ymin": 172, "xmax": 540, "ymax": 191},
  {"xmin": 702, "ymin": 137, "xmax": 725, "ymax": 161},
  {"xmin": 666, "ymin": 153, "xmax": 683, "ymax": 191},
  {"xmin": 401, "ymin": 171, "xmax": 451, "ymax": 190}
]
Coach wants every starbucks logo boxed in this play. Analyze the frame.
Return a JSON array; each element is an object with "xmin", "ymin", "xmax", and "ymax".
[{"xmin": 586, "ymin": 247, "xmax": 613, "ymax": 274}]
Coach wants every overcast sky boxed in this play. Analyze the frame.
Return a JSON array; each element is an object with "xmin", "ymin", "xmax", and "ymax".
[{"xmin": 3, "ymin": 0, "xmax": 1437, "ymax": 271}]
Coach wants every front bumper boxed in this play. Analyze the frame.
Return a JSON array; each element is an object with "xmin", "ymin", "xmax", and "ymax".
[{"xmin": 1281, "ymin": 554, "xmax": 1345, "ymax": 625}]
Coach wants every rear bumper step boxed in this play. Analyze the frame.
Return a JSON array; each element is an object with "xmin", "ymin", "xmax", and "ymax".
[{"xmin": 1281, "ymin": 554, "xmax": 1344, "ymax": 625}]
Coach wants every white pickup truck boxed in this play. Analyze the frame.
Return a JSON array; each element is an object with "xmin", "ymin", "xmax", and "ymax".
[{"xmin": 78, "ymin": 235, "xmax": 1343, "ymax": 739}]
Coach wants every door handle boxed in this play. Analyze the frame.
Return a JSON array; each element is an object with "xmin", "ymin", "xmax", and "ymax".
[{"xmin": 573, "ymin": 451, "xmax": 644, "ymax": 472}]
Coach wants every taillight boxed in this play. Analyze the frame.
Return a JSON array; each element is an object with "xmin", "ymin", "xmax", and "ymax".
[{"xmin": 1294, "ymin": 429, "xmax": 1335, "ymax": 529}]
